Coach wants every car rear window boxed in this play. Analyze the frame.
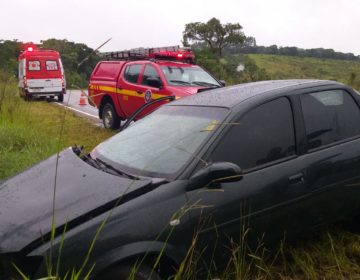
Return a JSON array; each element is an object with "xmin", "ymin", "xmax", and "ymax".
[
  {"xmin": 124, "ymin": 64, "xmax": 142, "ymax": 84},
  {"xmin": 46, "ymin": 60, "xmax": 58, "ymax": 71},
  {"xmin": 301, "ymin": 90, "xmax": 360, "ymax": 149},
  {"xmin": 28, "ymin": 60, "xmax": 40, "ymax": 71}
]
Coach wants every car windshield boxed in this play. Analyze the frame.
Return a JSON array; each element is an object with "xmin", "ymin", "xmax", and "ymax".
[
  {"xmin": 92, "ymin": 106, "xmax": 228, "ymax": 179},
  {"xmin": 161, "ymin": 66, "xmax": 221, "ymax": 87}
]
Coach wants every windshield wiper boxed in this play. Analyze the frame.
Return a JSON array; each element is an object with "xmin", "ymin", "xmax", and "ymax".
[
  {"xmin": 191, "ymin": 81, "xmax": 221, "ymax": 87},
  {"xmin": 169, "ymin": 80, "xmax": 191, "ymax": 85},
  {"xmin": 82, "ymin": 153, "xmax": 139, "ymax": 180},
  {"xmin": 95, "ymin": 158, "xmax": 140, "ymax": 180}
]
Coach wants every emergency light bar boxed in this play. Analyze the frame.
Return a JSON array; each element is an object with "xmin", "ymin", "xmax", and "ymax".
[
  {"xmin": 102, "ymin": 45, "xmax": 195, "ymax": 63},
  {"xmin": 21, "ymin": 42, "xmax": 38, "ymax": 52}
]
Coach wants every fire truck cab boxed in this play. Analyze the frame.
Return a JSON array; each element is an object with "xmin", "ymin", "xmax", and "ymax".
[
  {"xmin": 18, "ymin": 46, "xmax": 66, "ymax": 102},
  {"xmin": 89, "ymin": 46, "xmax": 224, "ymax": 129}
]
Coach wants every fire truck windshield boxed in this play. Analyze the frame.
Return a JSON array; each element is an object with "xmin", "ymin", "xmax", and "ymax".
[{"xmin": 161, "ymin": 66, "xmax": 221, "ymax": 87}]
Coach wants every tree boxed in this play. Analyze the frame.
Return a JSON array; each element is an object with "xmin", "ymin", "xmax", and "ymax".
[
  {"xmin": 183, "ymin": 17, "xmax": 245, "ymax": 57},
  {"xmin": 0, "ymin": 40, "xmax": 21, "ymax": 74},
  {"xmin": 41, "ymin": 39, "xmax": 101, "ymax": 87}
]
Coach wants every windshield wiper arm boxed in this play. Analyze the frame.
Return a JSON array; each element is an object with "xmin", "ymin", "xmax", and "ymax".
[
  {"xmin": 169, "ymin": 80, "xmax": 191, "ymax": 85},
  {"xmin": 94, "ymin": 158, "xmax": 140, "ymax": 180},
  {"xmin": 82, "ymin": 153, "xmax": 102, "ymax": 169},
  {"xmin": 191, "ymin": 81, "xmax": 221, "ymax": 87},
  {"xmin": 82, "ymin": 153, "xmax": 139, "ymax": 180}
]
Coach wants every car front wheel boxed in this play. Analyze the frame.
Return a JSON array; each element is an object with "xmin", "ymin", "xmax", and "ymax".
[
  {"xmin": 102, "ymin": 102, "xmax": 121, "ymax": 129},
  {"xmin": 58, "ymin": 93, "xmax": 64, "ymax": 102}
]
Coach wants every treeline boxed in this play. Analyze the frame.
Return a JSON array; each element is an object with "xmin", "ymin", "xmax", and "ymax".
[
  {"xmin": 0, "ymin": 39, "xmax": 100, "ymax": 87},
  {"xmin": 224, "ymin": 36, "xmax": 360, "ymax": 61}
]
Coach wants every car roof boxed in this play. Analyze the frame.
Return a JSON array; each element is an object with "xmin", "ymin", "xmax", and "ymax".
[
  {"xmin": 100, "ymin": 60, "xmax": 196, "ymax": 67},
  {"xmin": 170, "ymin": 79, "xmax": 345, "ymax": 108}
]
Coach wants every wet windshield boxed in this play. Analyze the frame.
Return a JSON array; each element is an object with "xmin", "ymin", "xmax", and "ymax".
[
  {"xmin": 161, "ymin": 66, "xmax": 221, "ymax": 87},
  {"xmin": 92, "ymin": 106, "xmax": 228, "ymax": 179}
]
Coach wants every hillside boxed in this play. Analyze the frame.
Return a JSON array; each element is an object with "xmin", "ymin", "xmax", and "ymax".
[{"xmin": 248, "ymin": 54, "xmax": 360, "ymax": 89}]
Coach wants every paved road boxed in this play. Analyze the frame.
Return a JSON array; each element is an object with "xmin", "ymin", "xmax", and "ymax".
[{"xmin": 56, "ymin": 89, "xmax": 101, "ymax": 124}]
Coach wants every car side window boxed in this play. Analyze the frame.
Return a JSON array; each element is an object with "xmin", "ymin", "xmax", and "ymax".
[
  {"xmin": 300, "ymin": 90, "xmax": 360, "ymax": 150},
  {"xmin": 124, "ymin": 64, "xmax": 142, "ymax": 84},
  {"xmin": 141, "ymin": 65, "xmax": 161, "ymax": 86},
  {"xmin": 210, "ymin": 97, "xmax": 296, "ymax": 171}
]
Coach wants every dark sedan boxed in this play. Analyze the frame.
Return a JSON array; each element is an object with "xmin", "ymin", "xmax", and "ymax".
[{"xmin": 1, "ymin": 80, "xmax": 360, "ymax": 279}]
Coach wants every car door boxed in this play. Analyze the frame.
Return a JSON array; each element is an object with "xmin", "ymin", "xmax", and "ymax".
[
  {"xmin": 185, "ymin": 97, "xmax": 314, "ymax": 266},
  {"xmin": 118, "ymin": 63, "xmax": 144, "ymax": 117},
  {"xmin": 298, "ymin": 88, "xmax": 360, "ymax": 225},
  {"xmin": 134, "ymin": 63, "xmax": 170, "ymax": 119}
]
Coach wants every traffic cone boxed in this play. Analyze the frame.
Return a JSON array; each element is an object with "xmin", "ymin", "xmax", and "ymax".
[{"xmin": 79, "ymin": 92, "xmax": 87, "ymax": 105}]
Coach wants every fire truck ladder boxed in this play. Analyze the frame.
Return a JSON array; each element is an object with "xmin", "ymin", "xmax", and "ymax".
[{"xmin": 101, "ymin": 45, "xmax": 194, "ymax": 62}]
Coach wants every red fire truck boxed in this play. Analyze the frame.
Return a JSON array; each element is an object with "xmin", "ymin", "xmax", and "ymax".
[
  {"xmin": 18, "ymin": 44, "xmax": 66, "ymax": 102},
  {"xmin": 88, "ymin": 46, "xmax": 224, "ymax": 129}
]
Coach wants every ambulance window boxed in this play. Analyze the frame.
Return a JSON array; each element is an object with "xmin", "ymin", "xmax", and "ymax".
[
  {"xmin": 19, "ymin": 60, "xmax": 25, "ymax": 77},
  {"xmin": 142, "ymin": 65, "xmax": 161, "ymax": 86},
  {"xmin": 46, "ymin": 60, "xmax": 58, "ymax": 71},
  {"xmin": 124, "ymin": 64, "xmax": 142, "ymax": 84},
  {"xmin": 28, "ymin": 61, "xmax": 40, "ymax": 71}
]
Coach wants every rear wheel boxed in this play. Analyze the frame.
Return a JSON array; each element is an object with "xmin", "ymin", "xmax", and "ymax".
[
  {"xmin": 97, "ymin": 263, "xmax": 161, "ymax": 280},
  {"xmin": 102, "ymin": 102, "xmax": 121, "ymax": 129},
  {"xmin": 24, "ymin": 92, "xmax": 32, "ymax": 101},
  {"xmin": 58, "ymin": 93, "xmax": 64, "ymax": 102}
]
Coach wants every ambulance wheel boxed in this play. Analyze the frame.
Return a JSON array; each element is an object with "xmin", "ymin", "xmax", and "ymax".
[
  {"xmin": 24, "ymin": 93, "xmax": 32, "ymax": 101},
  {"xmin": 102, "ymin": 103, "xmax": 120, "ymax": 129},
  {"xmin": 58, "ymin": 93, "xmax": 64, "ymax": 103}
]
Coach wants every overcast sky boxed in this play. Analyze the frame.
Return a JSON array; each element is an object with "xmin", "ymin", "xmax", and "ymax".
[{"xmin": 1, "ymin": 0, "xmax": 359, "ymax": 55}]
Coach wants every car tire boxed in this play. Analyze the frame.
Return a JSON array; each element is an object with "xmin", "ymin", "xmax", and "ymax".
[
  {"xmin": 102, "ymin": 102, "xmax": 120, "ymax": 129},
  {"xmin": 58, "ymin": 93, "xmax": 64, "ymax": 103},
  {"xmin": 97, "ymin": 263, "xmax": 161, "ymax": 280},
  {"xmin": 24, "ymin": 92, "xmax": 32, "ymax": 101}
]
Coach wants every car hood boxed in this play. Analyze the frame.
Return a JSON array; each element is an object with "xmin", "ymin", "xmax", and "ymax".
[
  {"xmin": 166, "ymin": 86, "xmax": 202, "ymax": 97},
  {"xmin": 0, "ymin": 148, "xmax": 153, "ymax": 253}
]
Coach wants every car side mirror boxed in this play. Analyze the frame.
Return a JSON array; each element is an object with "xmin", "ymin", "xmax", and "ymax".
[
  {"xmin": 219, "ymin": 80, "xmax": 226, "ymax": 87},
  {"xmin": 187, "ymin": 162, "xmax": 243, "ymax": 191},
  {"xmin": 147, "ymin": 77, "xmax": 162, "ymax": 88}
]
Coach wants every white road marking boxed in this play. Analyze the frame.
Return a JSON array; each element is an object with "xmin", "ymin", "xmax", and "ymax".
[{"xmin": 54, "ymin": 102, "xmax": 99, "ymax": 119}]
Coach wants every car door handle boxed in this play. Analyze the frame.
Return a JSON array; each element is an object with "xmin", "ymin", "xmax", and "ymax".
[
  {"xmin": 137, "ymin": 90, "xmax": 143, "ymax": 94},
  {"xmin": 288, "ymin": 173, "xmax": 304, "ymax": 184}
]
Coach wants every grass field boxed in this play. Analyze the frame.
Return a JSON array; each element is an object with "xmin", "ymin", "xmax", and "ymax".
[
  {"xmin": 248, "ymin": 54, "xmax": 360, "ymax": 90},
  {"xmin": 0, "ymin": 79, "xmax": 114, "ymax": 179}
]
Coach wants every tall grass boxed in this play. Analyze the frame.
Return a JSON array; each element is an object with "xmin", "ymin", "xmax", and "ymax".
[
  {"xmin": 0, "ymin": 76, "xmax": 114, "ymax": 180},
  {"xmin": 248, "ymin": 54, "xmax": 360, "ymax": 91}
]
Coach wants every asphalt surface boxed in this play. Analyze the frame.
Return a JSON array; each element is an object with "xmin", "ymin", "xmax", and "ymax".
[{"xmin": 56, "ymin": 89, "xmax": 101, "ymax": 124}]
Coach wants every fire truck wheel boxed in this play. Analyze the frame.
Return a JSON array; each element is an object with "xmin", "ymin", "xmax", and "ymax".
[
  {"xmin": 102, "ymin": 103, "xmax": 121, "ymax": 129},
  {"xmin": 58, "ymin": 93, "xmax": 64, "ymax": 103}
]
